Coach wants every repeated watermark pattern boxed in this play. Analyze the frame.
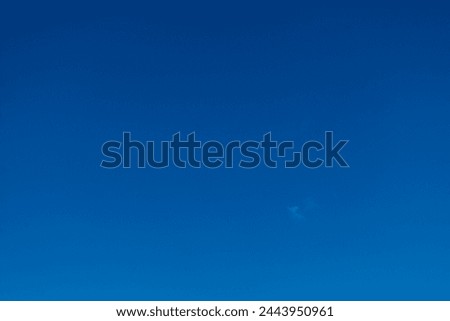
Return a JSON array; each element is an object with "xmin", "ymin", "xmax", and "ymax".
[{"xmin": 100, "ymin": 132, "xmax": 349, "ymax": 169}]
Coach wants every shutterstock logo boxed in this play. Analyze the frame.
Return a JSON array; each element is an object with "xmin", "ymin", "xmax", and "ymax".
[{"xmin": 100, "ymin": 131, "xmax": 349, "ymax": 169}]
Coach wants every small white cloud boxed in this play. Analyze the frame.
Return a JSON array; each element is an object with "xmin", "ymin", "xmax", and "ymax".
[
  {"xmin": 287, "ymin": 198, "xmax": 317, "ymax": 221},
  {"xmin": 288, "ymin": 205, "xmax": 304, "ymax": 220}
]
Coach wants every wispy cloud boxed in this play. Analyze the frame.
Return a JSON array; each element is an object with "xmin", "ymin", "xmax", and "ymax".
[
  {"xmin": 287, "ymin": 198, "xmax": 317, "ymax": 221},
  {"xmin": 287, "ymin": 205, "xmax": 304, "ymax": 220}
]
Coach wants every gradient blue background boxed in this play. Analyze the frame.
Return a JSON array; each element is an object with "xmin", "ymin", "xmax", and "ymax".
[{"xmin": 1, "ymin": 1, "xmax": 450, "ymax": 300}]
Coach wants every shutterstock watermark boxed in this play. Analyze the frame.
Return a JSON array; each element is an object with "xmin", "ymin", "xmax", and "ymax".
[{"xmin": 100, "ymin": 131, "xmax": 349, "ymax": 169}]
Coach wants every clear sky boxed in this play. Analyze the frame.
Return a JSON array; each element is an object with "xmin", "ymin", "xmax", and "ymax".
[{"xmin": 1, "ymin": 1, "xmax": 449, "ymax": 300}]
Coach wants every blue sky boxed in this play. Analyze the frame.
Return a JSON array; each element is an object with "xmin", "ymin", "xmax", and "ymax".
[{"xmin": 1, "ymin": 1, "xmax": 449, "ymax": 300}]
